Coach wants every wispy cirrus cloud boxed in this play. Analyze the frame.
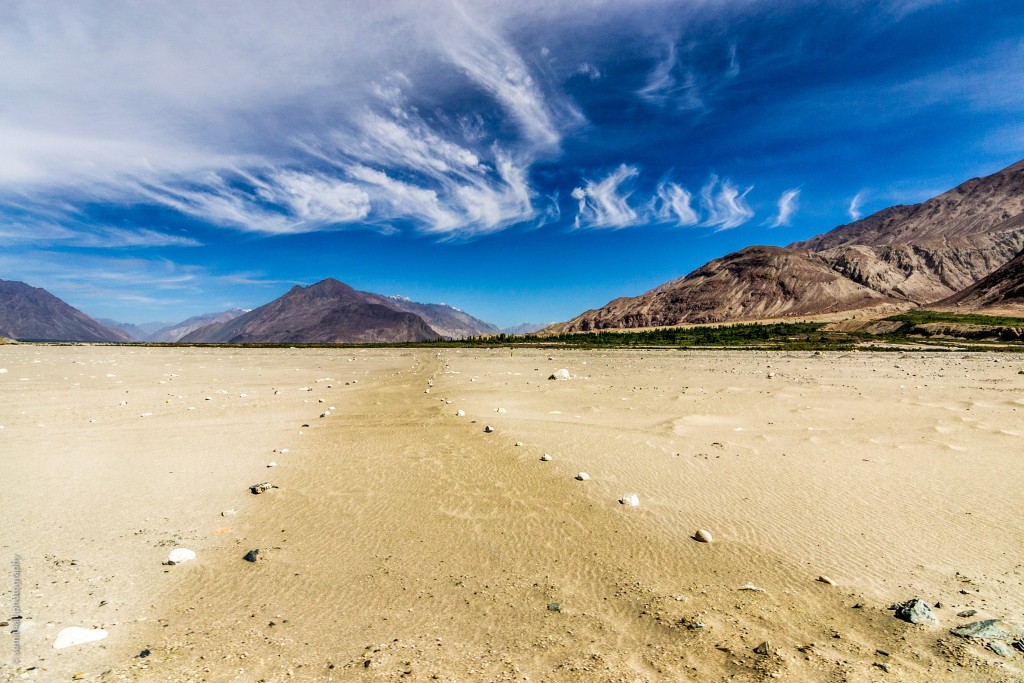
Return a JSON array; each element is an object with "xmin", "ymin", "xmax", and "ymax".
[
  {"xmin": 653, "ymin": 182, "xmax": 699, "ymax": 226},
  {"xmin": 571, "ymin": 164, "xmax": 641, "ymax": 228},
  {"xmin": 700, "ymin": 175, "xmax": 754, "ymax": 231},
  {"xmin": 767, "ymin": 188, "xmax": 800, "ymax": 228},
  {"xmin": 848, "ymin": 190, "xmax": 866, "ymax": 220}
]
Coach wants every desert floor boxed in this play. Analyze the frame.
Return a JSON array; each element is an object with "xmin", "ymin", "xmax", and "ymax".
[{"xmin": 1, "ymin": 345, "xmax": 1022, "ymax": 682}]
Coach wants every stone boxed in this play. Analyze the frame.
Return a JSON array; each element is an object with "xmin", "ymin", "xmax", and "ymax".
[
  {"xmin": 957, "ymin": 609, "xmax": 977, "ymax": 618},
  {"xmin": 950, "ymin": 619, "xmax": 1024, "ymax": 641},
  {"xmin": 250, "ymin": 482, "xmax": 277, "ymax": 494},
  {"xmin": 222, "ymin": 509, "xmax": 237, "ymax": 517},
  {"xmin": 988, "ymin": 641, "xmax": 1013, "ymax": 657},
  {"xmin": 456, "ymin": 410, "xmax": 465, "ymax": 417},
  {"xmin": 540, "ymin": 453, "xmax": 552, "ymax": 461},
  {"xmin": 549, "ymin": 369, "xmax": 570, "ymax": 380},
  {"xmin": 243, "ymin": 549, "xmax": 260, "ymax": 563},
  {"xmin": 547, "ymin": 603, "xmax": 561, "ymax": 612},
  {"xmin": 753, "ymin": 641, "xmax": 773, "ymax": 656},
  {"xmin": 484, "ymin": 425, "xmax": 494, "ymax": 433},
  {"xmin": 620, "ymin": 493, "xmax": 639, "ymax": 507},
  {"xmin": 53, "ymin": 627, "xmax": 108, "ymax": 649},
  {"xmin": 267, "ymin": 461, "xmax": 277, "ymax": 468},
  {"xmin": 817, "ymin": 575, "xmax": 836, "ymax": 585},
  {"xmin": 575, "ymin": 472, "xmax": 590, "ymax": 481},
  {"xmin": 164, "ymin": 548, "xmax": 196, "ymax": 565},
  {"xmin": 894, "ymin": 599, "xmax": 938, "ymax": 626},
  {"xmin": 694, "ymin": 529, "xmax": 713, "ymax": 543}
]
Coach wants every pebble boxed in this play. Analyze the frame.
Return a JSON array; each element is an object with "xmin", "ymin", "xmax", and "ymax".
[
  {"xmin": 222, "ymin": 509, "xmax": 237, "ymax": 517},
  {"xmin": 575, "ymin": 472, "xmax": 590, "ymax": 481},
  {"xmin": 53, "ymin": 627, "xmax": 108, "ymax": 649},
  {"xmin": 484, "ymin": 425, "xmax": 494, "ymax": 433},
  {"xmin": 456, "ymin": 410, "xmax": 465, "ymax": 417},
  {"xmin": 817, "ymin": 575, "xmax": 836, "ymax": 585},
  {"xmin": 164, "ymin": 548, "xmax": 196, "ymax": 565},
  {"xmin": 249, "ymin": 482, "xmax": 277, "ymax": 494},
  {"xmin": 267, "ymin": 461, "xmax": 277, "ymax": 468},
  {"xmin": 753, "ymin": 641, "xmax": 773, "ymax": 656},
  {"xmin": 694, "ymin": 529, "xmax": 713, "ymax": 543},
  {"xmin": 515, "ymin": 441, "xmax": 523, "ymax": 447},
  {"xmin": 540, "ymin": 453, "xmax": 552, "ymax": 461},
  {"xmin": 957, "ymin": 609, "xmax": 977, "ymax": 617},
  {"xmin": 549, "ymin": 369, "xmax": 570, "ymax": 380},
  {"xmin": 243, "ymin": 549, "xmax": 260, "ymax": 563},
  {"xmin": 620, "ymin": 493, "xmax": 639, "ymax": 507}
]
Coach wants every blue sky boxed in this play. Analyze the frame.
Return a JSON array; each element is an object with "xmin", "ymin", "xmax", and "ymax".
[{"xmin": 2, "ymin": 0, "xmax": 1023, "ymax": 327}]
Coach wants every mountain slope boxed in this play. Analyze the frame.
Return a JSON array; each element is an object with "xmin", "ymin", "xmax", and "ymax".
[
  {"xmin": 930, "ymin": 247, "xmax": 1024, "ymax": 314},
  {"xmin": 0, "ymin": 280, "xmax": 131, "ymax": 342},
  {"xmin": 360, "ymin": 295, "xmax": 500, "ymax": 338},
  {"xmin": 180, "ymin": 279, "xmax": 442, "ymax": 343},
  {"xmin": 97, "ymin": 318, "xmax": 148, "ymax": 341},
  {"xmin": 148, "ymin": 309, "xmax": 246, "ymax": 342},
  {"xmin": 547, "ymin": 160, "xmax": 1024, "ymax": 333}
]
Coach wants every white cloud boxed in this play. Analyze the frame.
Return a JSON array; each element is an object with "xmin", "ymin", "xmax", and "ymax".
[
  {"xmin": 637, "ymin": 41, "xmax": 704, "ymax": 111},
  {"xmin": 848, "ymin": 191, "xmax": 865, "ymax": 220},
  {"xmin": 768, "ymin": 188, "xmax": 800, "ymax": 228},
  {"xmin": 700, "ymin": 175, "xmax": 754, "ymax": 231},
  {"xmin": 653, "ymin": 182, "xmax": 699, "ymax": 226},
  {"xmin": 727, "ymin": 44, "xmax": 740, "ymax": 78},
  {"xmin": 572, "ymin": 164, "xmax": 641, "ymax": 228}
]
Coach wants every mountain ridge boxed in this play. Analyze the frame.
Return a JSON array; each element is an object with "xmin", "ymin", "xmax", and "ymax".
[{"xmin": 0, "ymin": 280, "xmax": 130, "ymax": 342}]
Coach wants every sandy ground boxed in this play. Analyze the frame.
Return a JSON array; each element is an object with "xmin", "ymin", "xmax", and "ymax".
[{"xmin": 1, "ymin": 345, "xmax": 1022, "ymax": 682}]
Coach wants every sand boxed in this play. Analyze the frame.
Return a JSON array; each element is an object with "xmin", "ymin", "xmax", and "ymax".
[{"xmin": 1, "ymin": 345, "xmax": 1022, "ymax": 682}]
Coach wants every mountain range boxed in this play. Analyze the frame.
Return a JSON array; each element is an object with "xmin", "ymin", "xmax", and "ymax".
[
  {"xmin": 0, "ymin": 279, "xmax": 131, "ymax": 342},
  {"xmin": 545, "ymin": 159, "xmax": 1024, "ymax": 333}
]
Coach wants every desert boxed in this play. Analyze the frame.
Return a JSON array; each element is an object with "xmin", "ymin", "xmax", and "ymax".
[{"xmin": 2, "ymin": 343, "xmax": 1022, "ymax": 682}]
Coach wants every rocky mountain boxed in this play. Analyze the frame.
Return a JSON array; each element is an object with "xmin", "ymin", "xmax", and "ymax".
[
  {"xmin": 359, "ymin": 295, "xmax": 499, "ymax": 338},
  {"xmin": 180, "ymin": 279, "xmax": 445, "ymax": 343},
  {"xmin": 548, "ymin": 160, "xmax": 1024, "ymax": 333},
  {"xmin": 148, "ymin": 309, "xmax": 246, "ymax": 342},
  {"xmin": 930, "ymin": 247, "xmax": 1024, "ymax": 314},
  {"xmin": 503, "ymin": 322, "xmax": 552, "ymax": 335},
  {"xmin": 97, "ymin": 318, "xmax": 150, "ymax": 341},
  {"xmin": 0, "ymin": 279, "xmax": 131, "ymax": 342}
]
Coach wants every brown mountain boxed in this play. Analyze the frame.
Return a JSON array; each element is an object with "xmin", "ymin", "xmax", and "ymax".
[
  {"xmin": 179, "ymin": 279, "xmax": 444, "ymax": 343},
  {"xmin": 0, "ymin": 279, "xmax": 131, "ymax": 342},
  {"xmin": 545, "ymin": 247, "xmax": 905, "ymax": 332},
  {"xmin": 547, "ymin": 160, "xmax": 1024, "ymax": 333},
  {"xmin": 147, "ymin": 309, "xmax": 247, "ymax": 342},
  {"xmin": 930, "ymin": 247, "xmax": 1024, "ymax": 314},
  {"xmin": 358, "ymin": 295, "xmax": 500, "ymax": 339}
]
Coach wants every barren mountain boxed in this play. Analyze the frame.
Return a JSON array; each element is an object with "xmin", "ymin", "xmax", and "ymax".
[
  {"xmin": 96, "ymin": 318, "xmax": 149, "ymax": 341},
  {"xmin": 548, "ymin": 160, "xmax": 1024, "ymax": 333},
  {"xmin": 0, "ymin": 279, "xmax": 130, "ymax": 342},
  {"xmin": 929, "ymin": 247, "xmax": 1024, "ymax": 314},
  {"xmin": 148, "ymin": 309, "xmax": 246, "ymax": 342},
  {"xmin": 545, "ymin": 247, "xmax": 905, "ymax": 332},
  {"xmin": 359, "ymin": 295, "xmax": 499, "ymax": 338},
  {"xmin": 179, "ymin": 279, "xmax": 443, "ymax": 343}
]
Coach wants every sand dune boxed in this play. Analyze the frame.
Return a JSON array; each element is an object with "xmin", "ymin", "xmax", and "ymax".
[{"xmin": 1, "ymin": 346, "xmax": 1022, "ymax": 681}]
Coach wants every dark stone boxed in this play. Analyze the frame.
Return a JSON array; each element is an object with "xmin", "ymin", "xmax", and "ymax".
[
  {"xmin": 894, "ymin": 599, "xmax": 938, "ymax": 626},
  {"xmin": 988, "ymin": 641, "xmax": 1013, "ymax": 657},
  {"xmin": 243, "ymin": 549, "xmax": 260, "ymax": 563},
  {"xmin": 138, "ymin": 649, "xmax": 151, "ymax": 658},
  {"xmin": 950, "ymin": 619, "xmax": 1024, "ymax": 642},
  {"xmin": 753, "ymin": 641, "xmax": 772, "ymax": 656},
  {"xmin": 547, "ymin": 603, "xmax": 560, "ymax": 612},
  {"xmin": 957, "ymin": 609, "xmax": 978, "ymax": 618}
]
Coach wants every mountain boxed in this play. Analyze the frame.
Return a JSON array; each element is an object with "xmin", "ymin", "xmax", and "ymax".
[
  {"xmin": 179, "ymin": 279, "xmax": 443, "ymax": 343},
  {"xmin": 547, "ymin": 160, "xmax": 1024, "ymax": 333},
  {"xmin": 0, "ymin": 279, "xmax": 131, "ymax": 342},
  {"xmin": 503, "ymin": 322, "xmax": 552, "ymax": 335},
  {"xmin": 148, "ymin": 309, "xmax": 246, "ymax": 342},
  {"xmin": 930, "ymin": 247, "xmax": 1024, "ymax": 314},
  {"xmin": 359, "ymin": 295, "xmax": 499, "ymax": 338},
  {"xmin": 545, "ymin": 247, "xmax": 906, "ymax": 332},
  {"xmin": 97, "ymin": 318, "xmax": 149, "ymax": 341}
]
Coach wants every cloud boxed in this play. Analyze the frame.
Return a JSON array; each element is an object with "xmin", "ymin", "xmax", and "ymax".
[
  {"xmin": 637, "ymin": 42, "xmax": 705, "ymax": 111},
  {"xmin": 700, "ymin": 175, "xmax": 754, "ymax": 230},
  {"xmin": 571, "ymin": 164, "xmax": 641, "ymax": 228},
  {"xmin": 768, "ymin": 188, "xmax": 800, "ymax": 228},
  {"xmin": 653, "ymin": 182, "xmax": 699, "ymax": 226},
  {"xmin": 727, "ymin": 44, "xmax": 740, "ymax": 78},
  {"xmin": 848, "ymin": 191, "xmax": 865, "ymax": 220}
]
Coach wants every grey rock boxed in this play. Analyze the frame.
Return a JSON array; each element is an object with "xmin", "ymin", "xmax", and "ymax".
[
  {"xmin": 243, "ymin": 549, "xmax": 260, "ymax": 563},
  {"xmin": 753, "ymin": 641, "xmax": 773, "ymax": 656},
  {"xmin": 988, "ymin": 641, "xmax": 1013, "ymax": 657},
  {"xmin": 249, "ymin": 482, "xmax": 277, "ymax": 494},
  {"xmin": 894, "ymin": 599, "xmax": 938, "ymax": 626},
  {"xmin": 950, "ymin": 619, "xmax": 1024, "ymax": 642},
  {"xmin": 957, "ymin": 609, "xmax": 978, "ymax": 617}
]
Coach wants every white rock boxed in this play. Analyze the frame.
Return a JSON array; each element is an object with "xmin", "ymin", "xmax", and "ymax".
[
  {"xmin": 515, "ymin": 441, "xmax": 523, "ymax": 447},
  {"xmin": 279, "ymin": 448, "xmax": 289, "ymax": 454},
  {"xmin": 817, "ymin": 575, "xmax": 836, "ymax": 585},
  {"xmin": 540, "ymin": 453, "xmax": 552, "ymax": 461},
  {"xmin": 484, "ymin": 425, "xmax": 494, "ymax": 433},
  {"xmin": 694, "ymin": 529, "xmax": 714, "ymax": 543},
  {"xmin": 456, "ymin": 410, "xmax": 465, "ymax": 417},
  {"xmin": 165, "ymin": 548, "xmax": 196, "ymax": 565},
  {"xmin": 53, "ymin": 626, "xmax": 108, "ymax": 649},
  {"xmin": 222, "ymin": 509, "xmax": 237, "ymax": 517},
  {"xmin": 267, "ymin": 461, "xmax": 277, "ymax": 468},
  {"xmin": 549, "ymin": 368, "xmax": 571, "ymax": 380},
  {"xmin": 0, "ymin": 368, "xmax": 7, "ymax": 373},
  {"xmin": 620, "ymin": 493, "xmax": 640, "ymax": 507},
  {"xmin": 576, "ymin": 472, "xmax": 590, "ymax": 481},
  {"xmin": 496, "ymin": 408, "xmax": 507, "ymax": 413}
]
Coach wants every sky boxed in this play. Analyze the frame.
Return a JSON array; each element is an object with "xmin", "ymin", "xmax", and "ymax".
[{"xmin": 2, "ymin": 0, "xmax": 1024, "ymax": 328}]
